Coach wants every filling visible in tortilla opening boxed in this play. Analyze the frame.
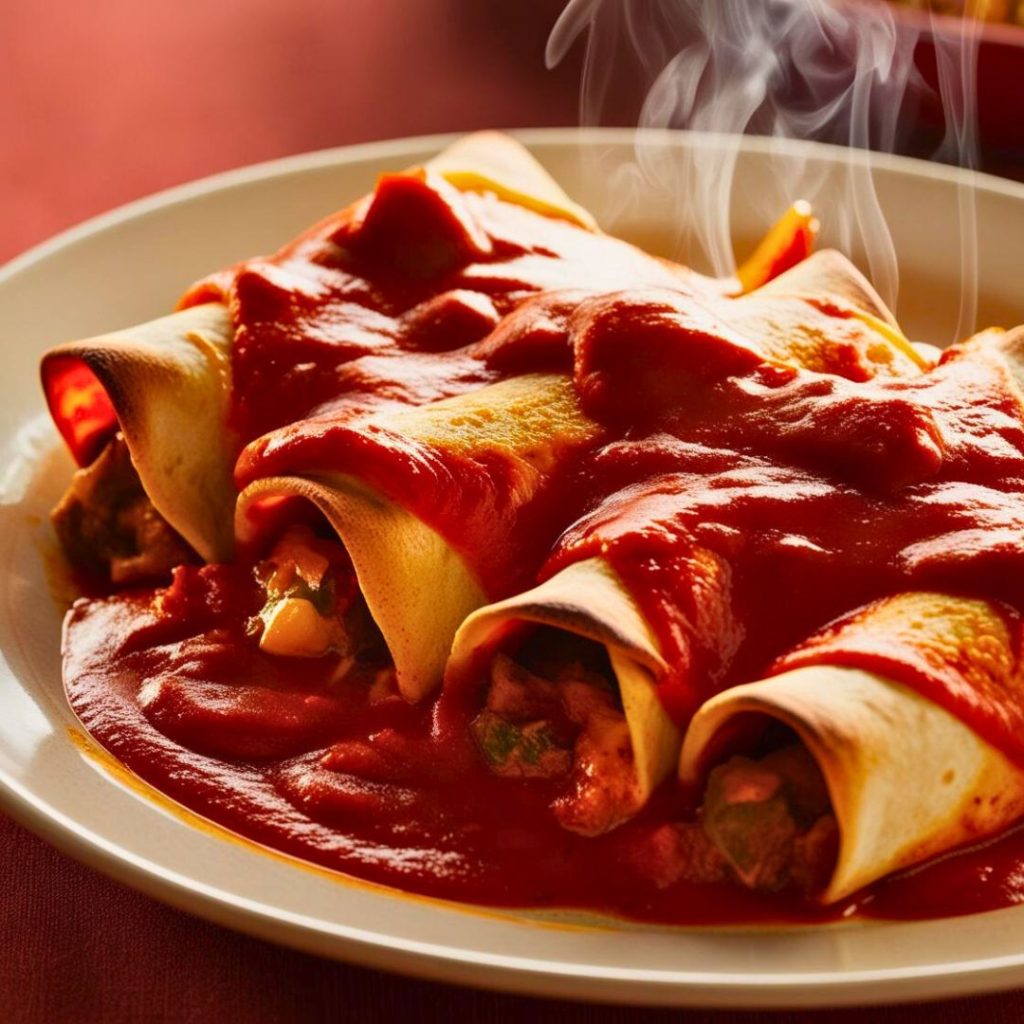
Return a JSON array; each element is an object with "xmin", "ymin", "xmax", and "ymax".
[
  {"xmin": 649, "ymin": 724, "xmax": 839, "ymax": 894},
  {"xmin": 469, "ymin": 630, "xmax": 641, "ymax": 837},
  {"xmin": 251, "ymin": 524, "xmax": 396, "ymax": 698},
  {"xmin": 699, "ymin": 738, "xmax": 838, "ymax": 893},
  {"xmin": 52, "ymin": 444, "xmax": 398, "ymax": 696},
  {"xmin": 51, "ymin": 432, "xmax": 196, "ymax": 585}
]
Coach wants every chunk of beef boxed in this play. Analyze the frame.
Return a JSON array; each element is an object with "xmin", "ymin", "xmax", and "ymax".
[
  {"xmin": 700, "ymin": 743, "xmax": 838, "ymax": 894},
  {"xmin": 551, "ymin": 681, "xmax": 642, "ymax": 836},
  {"xmin": 631, "ymin": 822, "xmax": 730, "ymax": 889}
]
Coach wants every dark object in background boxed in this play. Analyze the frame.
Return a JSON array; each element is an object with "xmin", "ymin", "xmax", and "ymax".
[
  {"xmin": 904, "ymin": 9, "xmax": 1024, "ymax": 172},
  {"xmin": 549, "ymin": 0, "xmax": 1024, "ymax": 183}
]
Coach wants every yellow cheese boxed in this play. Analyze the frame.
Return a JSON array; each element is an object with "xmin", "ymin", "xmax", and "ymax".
[{"xmin": 259, "ymin": 597, "xmax": 332, "ymax": 658}]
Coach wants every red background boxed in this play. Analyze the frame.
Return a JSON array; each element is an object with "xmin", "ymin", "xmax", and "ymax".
[{"xmin": 4, "ymin": 1, "xmax": 1024, "ymax": 1020}]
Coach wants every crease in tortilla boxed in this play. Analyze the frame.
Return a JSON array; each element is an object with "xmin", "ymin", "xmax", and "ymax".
[
  {"xmin": 427, "ymin": 131, "xmax": 598, "ymax": 231},
  {"xmin": 679, "ymin": 594, "xmax": 1024, "ymax": 904},
  {"xmin": 237, "ymin": 473, "xmax": 487, "ymax": 703},
  {"xmin": 40, "ymin": 303, "xmax": 236, "ymax": 563},
  {"xmin": 448, "ymin": 557, "xmax": 680, "ymax": 805}
]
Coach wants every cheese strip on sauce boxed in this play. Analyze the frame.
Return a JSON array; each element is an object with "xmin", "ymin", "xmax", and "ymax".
[
  {"xmin": 679, "ymin": 592, "xmax": 1024, "ymax": 903},
  {"xmin": 427, "ymin": 131, "xmax": 598, "ymax": 230}
]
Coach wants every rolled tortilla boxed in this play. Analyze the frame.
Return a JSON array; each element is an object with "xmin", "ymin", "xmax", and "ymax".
[
  {"xmin": 40, "ymin": 133, "xmax": 603, "ymax": 570},
  {"xmin": 447, "ymin": 557, "xmax": 679, "ymax": 812},
  {"xmin": 747, "ymin": 248, "xmax": 900, "ymax": 327},
  {"xmin": 679, "ymin": 592, "xmax": 1024, "ymax": 903},
  {"xmin": 238, "ymin": 473, "xmax": 487, "ymax": 704},
  {"xmin": 41, "ymin": 303, "xmax": 236, "ymax": 563},
  {"xmin": 445, "ymin": 259, "xmax": 926, "ymax": 830},
  {"xmin": 237, "ymin": 373, "xmax": 602, "ymax": 702}
]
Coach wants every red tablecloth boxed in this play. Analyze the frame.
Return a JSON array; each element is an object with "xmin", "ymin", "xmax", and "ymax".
[{"xmin": 4, "ymin": 2, "xmax": 1024, "ymax": 1019}]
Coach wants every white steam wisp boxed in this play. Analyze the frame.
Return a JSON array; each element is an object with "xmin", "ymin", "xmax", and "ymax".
[{"xmin": 547, "ymin": 0, "xmax": 982, "ymax": 340}]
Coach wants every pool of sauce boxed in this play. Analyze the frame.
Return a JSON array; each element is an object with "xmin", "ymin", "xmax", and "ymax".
[{"xmin": 63, "ymin": 561, "xmax": 1024, "ymax": 924}]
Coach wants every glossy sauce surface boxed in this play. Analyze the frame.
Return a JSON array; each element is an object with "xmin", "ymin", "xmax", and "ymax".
[
  {"xmin": 64, "ymin": 563, "xmax": 1024, "ymax": 923},
  {"xmin": 61, "ymin": 170, "xmax": 1024, "ymax": 922}
]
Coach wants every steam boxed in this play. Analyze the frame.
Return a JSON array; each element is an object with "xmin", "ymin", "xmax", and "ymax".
[{"xmin": 547, "ymin": 0, "xmax": 981, "ymax": 341}]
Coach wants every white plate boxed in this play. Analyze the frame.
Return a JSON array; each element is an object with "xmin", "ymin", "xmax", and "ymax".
[{"xmin": 3, "ymin": 129, "xmax": 1024, "ymax": 1009}]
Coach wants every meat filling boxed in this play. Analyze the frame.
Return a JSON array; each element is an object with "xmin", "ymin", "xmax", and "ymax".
[
  {"xmin": 639, "ymin": 743, "xmax": 839, "ymax": 896},
  {"xmin": 470, "ymin": 650, "xmax": 642, "ymax": 836},
  {"xmin": 51, "ymin": 432, "xmax": 196, "ymax": 585},
  {"xmin": 700, "ymin": 744, "xmax": 838, "ymax": 894}
]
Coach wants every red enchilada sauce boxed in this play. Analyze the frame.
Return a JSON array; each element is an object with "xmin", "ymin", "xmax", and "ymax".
[{"xmin": 56, "ymin": 168, "xmax": 1024, "ymax": 923}]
